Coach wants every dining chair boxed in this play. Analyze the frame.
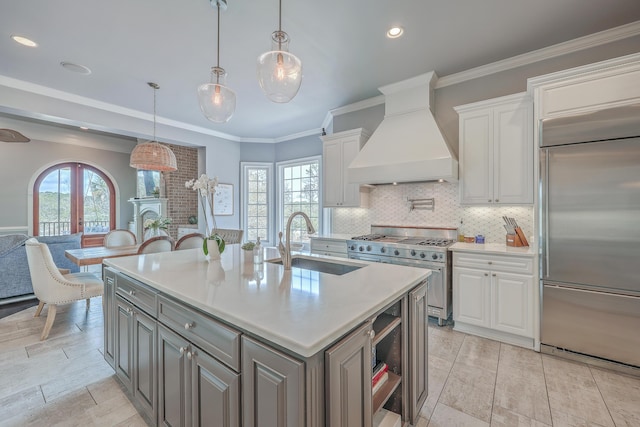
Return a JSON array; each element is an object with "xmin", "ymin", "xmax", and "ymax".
[
  {"xmin": 143, "ymin": 228, "xmax": 169, "ymax": 241},
  {"xmin": 104, "ymin": 229, "xmax": 137, "ymax": 248},
  {"xmin": 25, "ymin": 238, "xmax": 104, "ymax": 340},
  {"xmin": 137, "ymin": 236, "xmax": 175, "ymax": 254},
  {"xmin": 175, "ymin": 233, "xmax": 205, "ymax": 250},
  {"xmin": 216, "ymin": 229, "xmax": 244, "ymax": 244}
]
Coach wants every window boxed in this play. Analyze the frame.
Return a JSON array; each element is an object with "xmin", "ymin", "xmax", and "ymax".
[
  {"xmin": 241, "ymin": 162, "xmax": 273, "ymax": 244},
  {"xmin": 33, "ymin": 162, "xmax": 115, "ymax": 246},
  {"xmin": 277, "ymin": 156, "xmax": 322, "ymax": 243}
]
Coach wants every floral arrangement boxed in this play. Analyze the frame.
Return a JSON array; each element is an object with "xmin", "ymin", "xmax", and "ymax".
[
  {"xmin": 143, "ymin": 216, "xmax": 171, "ymax": 231},
  {"xmin": 185, "ymin": 174, "xmax": 225, "ymax": 254}
]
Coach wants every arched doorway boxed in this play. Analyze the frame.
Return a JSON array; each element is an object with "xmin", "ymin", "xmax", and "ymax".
[{"xmin": 33, "ymin": 162, "xmax": 116, "ymax": 247}]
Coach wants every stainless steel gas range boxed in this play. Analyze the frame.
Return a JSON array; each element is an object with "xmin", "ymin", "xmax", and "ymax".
[{"xmin": 347, "ymin": 225, "xmax": 457, "ymax": 326}]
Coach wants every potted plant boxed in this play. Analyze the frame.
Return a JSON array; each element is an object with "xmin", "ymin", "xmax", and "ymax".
[
  {"xmin": 185, "ymin": 174, "xmax": 225, "ymax": 259},
  {"xmin": 143, "ymin": 216, "xmax": 171, "ymax": 239},
  {"xmin": 241, "ymin": 241, "xmax": 255, "ymax": 263}
]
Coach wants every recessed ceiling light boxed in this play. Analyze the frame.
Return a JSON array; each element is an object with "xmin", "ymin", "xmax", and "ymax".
[
  {"xmin": 80, "ymin": 126, "xmax": 89, "ymax": 130},
  {"xmin": 11, "ymin": 35, "xmax": 37, "ymax": 47},
  {"xmin": 386, "ymin": 26, "xmax": 404, "ymax": 39},
  {"xmin": 60, "ymin": 61, "xmax": 92, "ymax": 75}
]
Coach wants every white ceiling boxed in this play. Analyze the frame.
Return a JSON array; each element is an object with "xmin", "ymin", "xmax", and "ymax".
[{"xmin": 1, "ymin": 0, "xmax": 640, "ymax": 143}]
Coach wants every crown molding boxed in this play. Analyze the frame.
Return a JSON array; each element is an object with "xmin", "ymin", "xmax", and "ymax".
[{"xmin": 435, "ymin": 20, "xmax": 640, "ymax": 88}]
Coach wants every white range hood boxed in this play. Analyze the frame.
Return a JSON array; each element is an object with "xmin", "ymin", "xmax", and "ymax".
[{"xmin": 347, "ymin": 71, "xmax": 458, "ymax": 185}]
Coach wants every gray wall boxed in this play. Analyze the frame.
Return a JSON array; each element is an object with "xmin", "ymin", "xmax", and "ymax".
[
  {"xmin": 0, "ymin": 138, "xmax": 136, "ymax": 233},
  {"xmin": 205, "ymin": 137, "xmax": 242, "ymax": 229},
  {"xmin": 240, "ymin": 134, "xmax": 323, "ymax": 163},
  {"xmin": 240, "ymin": 143, "xmax": 276, "ymax": 162},
  {"xmin": 333, "ymin": 35, "xmax": 640, "ymax": 159}
]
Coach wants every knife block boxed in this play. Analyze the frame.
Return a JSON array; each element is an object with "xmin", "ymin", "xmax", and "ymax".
[{"xmin": 506, "ymin": 227, "xmax": 529, "ymax": 247}]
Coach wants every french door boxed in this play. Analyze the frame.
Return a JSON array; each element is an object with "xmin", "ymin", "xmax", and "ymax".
[{"xmin": 33, "ymin": 162, "xmax": 115, "ymax": 247}]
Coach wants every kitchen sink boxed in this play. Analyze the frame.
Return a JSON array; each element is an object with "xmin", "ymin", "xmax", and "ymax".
[{"xmin": 268, "ymin": 257, "xmax": 363, "ymax": 276}]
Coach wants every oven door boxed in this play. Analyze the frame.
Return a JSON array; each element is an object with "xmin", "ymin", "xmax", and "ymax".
[
  {"xmin": 348, "ymin": 253, "xmax": 391, "ymax": 263},
  {"xmin": 389, "ymin": 259, "xmax": 444, "ymax": 312}
]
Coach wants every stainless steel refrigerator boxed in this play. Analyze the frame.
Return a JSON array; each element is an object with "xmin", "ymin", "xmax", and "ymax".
[{"xmin": 540, "ymin": 104, "xmax": 640, "ymax": 371}]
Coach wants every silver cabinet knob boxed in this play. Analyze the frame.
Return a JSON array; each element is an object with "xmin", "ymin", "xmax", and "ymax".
[
  {"xmin": 495, "ymin": 199, "xmax": 499, "ymax": 202},
  {"xmin": 129, "ymin": 290, "xmax": 135, "ymax": 296},
  {"xmin": 179, "ymin": 346, "xmax": 186, "ymax": 354},
  {"xmin": 368, "ymin": 329, "xmax": 375, "ymax": 340},
  {"xmin": 492, "ymin": 273, "xmax": 497, "ymax": 277},
  {"xmin": 488, "ymin": 199, "xmax": 492, "ymax": 203},
  {"xmin": 186, "ymin": 351, "xmax": 192, "ymax": 360},
  {"xmin": 185, "ymin": 322, "xmax": 194, "ymax": 330},
  {"xmin": 484, "ymin": 273, "xmax": 489, "ymax": 276},
  {"xmin": 487, "ymin": 261, "xmax": 493, "ymax": 265}
]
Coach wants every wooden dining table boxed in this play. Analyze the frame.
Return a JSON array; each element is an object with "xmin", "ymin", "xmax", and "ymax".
[{"xmin": 65, "ymin": 245, "xmax": 141, "ymax": 267}]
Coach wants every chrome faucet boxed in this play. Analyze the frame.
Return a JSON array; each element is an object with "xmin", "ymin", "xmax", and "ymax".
[{"xmin": 280, "ymin": 211, "xmax": 316, "ymax": 270}]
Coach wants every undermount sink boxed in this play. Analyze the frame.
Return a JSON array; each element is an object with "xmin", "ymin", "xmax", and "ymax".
[{"xmin": 268, "ymin": 257, "xmax": 363, "ymax": 276}]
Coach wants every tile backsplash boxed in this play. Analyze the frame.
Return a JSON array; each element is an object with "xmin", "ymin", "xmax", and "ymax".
[{"xmin": 331, "ymin": 182, "xmax": 534, "ymax": 244}]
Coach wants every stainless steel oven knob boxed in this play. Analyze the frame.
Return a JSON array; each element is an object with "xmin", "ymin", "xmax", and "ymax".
[
  {"xmin": 366, "ymin": 245, "xmax": 372, "ymax": 252},
  {"xmin": 380, "ymin": 247, "xmax": 386, "ymax": 253},
  {"xmin": 349, "ymin": 244, "xmax": 356, "ymax": 251},
  {"xmin": 432, "ymin": 253, "xmax": 438, "ymax": 260},
  {"xmin": 359, "ymin": 246, "xmax": 364, "ymax": 252},
  {"xmin": 394, "ymin": 249, "xmax": 400, "ymax": 256},
  {"xmin": 420, "ymin": 252, "xmax": 426, "ymax": 258},
  {"xmin": 410, "ymin": 249, "xmax": 417, "ymax": 256}
]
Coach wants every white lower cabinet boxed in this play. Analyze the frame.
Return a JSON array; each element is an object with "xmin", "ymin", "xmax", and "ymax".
[{"xmin": 453, "ymin": 252, "xmax": 534, "ymax": 347}]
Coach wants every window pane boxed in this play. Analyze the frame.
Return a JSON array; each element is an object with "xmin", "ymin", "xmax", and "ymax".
[
  {"xmin": 244, "ymin": 166, "xmax": 270, "ymax": 244},
  {"xmin": 280, "ymin": 159, "xmax": 320, "ymax": 243},
  {"xmin": 39, "ymin": 168, "xmax": 71, "ymax": 236},
  {"xmin": 83, "ymin": 169, "xmax": 111, "ymax": 234}
]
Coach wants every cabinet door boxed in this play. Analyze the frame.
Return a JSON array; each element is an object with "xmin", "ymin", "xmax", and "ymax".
[
  {"xmin": 103, "ymin": 269, "xmax": 116, "ymax": 368},
  {"xmin": 133, "ymin": 309, "xmax": 157, "ymax": 423},
  {"xmin": 341, "ymin": 136, "xmax": 362, "ymax": 207},
  {"xmin": 491, "ymin": 272, "xmax": 533, "ymax": 337},
  {"xmin": 493, "ymin": 101, "xmax": 533, "ymax": 204},
  {"xmin": 408, "ymin": 282, "xmax": 428, "ymax": 424},
  {"xmin": 242, "ymin": 336, "xmax": 305, "ymax": 427},
  {"xmin": 191, "ymin": 346, "xmax": 240, "ymax": 427},
  {"xmin": 323, "ymin": 139, "xmax": 343, "ymax": 207},
  {"xmin": 158, "ymin": 325, "xmax": 191, "ymax": 427},
  {"xmin": 325, "ymin": 321, "xmax": 373, "ymax": 427},
  {"xmin": 115, "ymin": 296, "xmax": 133, "ymax": 390},
  {"xmin": 460, "ymin": 110, "xmax": 492, "ymax": 204},
  {"xmin": 453, "ymin": 267, "xmax": 491, "ymax": 327}
]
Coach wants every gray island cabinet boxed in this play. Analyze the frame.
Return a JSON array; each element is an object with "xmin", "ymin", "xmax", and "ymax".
[{"xmin": 102, "ymin": 246, "xmax": 430, "ymax": 426}]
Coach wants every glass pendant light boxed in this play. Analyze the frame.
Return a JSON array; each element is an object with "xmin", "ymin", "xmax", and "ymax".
[
  {"xmin": 256, "ymin": 0, "xmax": 302, "ymax": 103},
  {"xmin": 130, "ymin": 82, "xmax": 177, "ymax": 172},
  {"xmin": 198, "ymin": 0, "xmax": 236, "ymax": 123}
]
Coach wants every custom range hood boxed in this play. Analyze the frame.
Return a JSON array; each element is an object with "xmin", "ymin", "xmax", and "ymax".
[{"xmin": 347, "ymin": 71, "xmax": 458, "ymax": 184}]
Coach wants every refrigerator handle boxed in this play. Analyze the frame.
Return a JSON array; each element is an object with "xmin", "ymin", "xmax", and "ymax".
[{"xmin": 541, "ymin": 148, "xmax": 550, "ymax": 278}]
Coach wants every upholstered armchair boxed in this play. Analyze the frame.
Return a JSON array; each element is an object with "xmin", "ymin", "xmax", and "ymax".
[{"xmin": 25, "ymin": 238, "xmax": 103, "ymax": 340}]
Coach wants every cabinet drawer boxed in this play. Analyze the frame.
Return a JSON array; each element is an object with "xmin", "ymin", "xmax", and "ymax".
[
  {"xmin": 158, "ymin": 295, "xmax": 241, "ymax": 371},
  {"xmin": 115, "ymin": 273, "xmax": 157, "ymax": 317},
  {"xmin": 310, "ymin": 239, "xmax": 347, "ymax": 254},
  {"xmin": 453, "ymin": 252, "xmax": 533, "ymax": 275}
]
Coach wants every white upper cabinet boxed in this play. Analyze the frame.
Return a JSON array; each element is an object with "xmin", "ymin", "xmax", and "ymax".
[
  {"xmin": 455, "ymin": 93, "xmax": 533, "ymax": 205},
  {"xmin": 321, "ymin": 128, "xmax": 370, "ymax": 208}
]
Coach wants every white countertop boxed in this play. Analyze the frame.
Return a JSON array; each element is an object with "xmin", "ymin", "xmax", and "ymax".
[
  {"xmin": 104, "ymin": 246, "xmax": 430, "ymax": 358},
  {"xmin": 450, "ymin": 242, "xmax": 537, "ymax": 257}
]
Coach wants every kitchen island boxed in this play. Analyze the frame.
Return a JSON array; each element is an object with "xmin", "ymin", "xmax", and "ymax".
[{"xmin": 102, "ymin": 245, "xmax": 430, "ymax": 427}]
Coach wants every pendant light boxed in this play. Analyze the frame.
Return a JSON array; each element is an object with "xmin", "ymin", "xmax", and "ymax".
[
  {"xmin": 129, "ymin": 82, "xmax": 177, "ymax": 172},
  {"xmin": 256, "ymin": 0, "xmax": 302, "ymax": 103},
  {"xmin": 198, "ymin": 0, "xmax": 236, "ymax": 123}
]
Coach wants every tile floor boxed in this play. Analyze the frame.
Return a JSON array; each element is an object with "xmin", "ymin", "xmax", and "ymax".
[{"xmin": 0, "ymin": 299, "xmax": 638, "ymax": 427}]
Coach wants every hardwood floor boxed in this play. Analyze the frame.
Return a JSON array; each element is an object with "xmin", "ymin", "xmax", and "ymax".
[{"xmin": 0, "ymin": 300, "xmax": 638, "ymax": 426}]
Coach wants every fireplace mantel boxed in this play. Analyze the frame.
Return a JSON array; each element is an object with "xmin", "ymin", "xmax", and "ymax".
[{"xmin": 129, "ymin": 198, "xmax": 168, "ymax": 242}]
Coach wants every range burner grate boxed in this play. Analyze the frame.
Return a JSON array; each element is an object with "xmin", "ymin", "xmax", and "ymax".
[{"xmin": 350, "ymin": 234, "xmax": 385, "ymax": 241}]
